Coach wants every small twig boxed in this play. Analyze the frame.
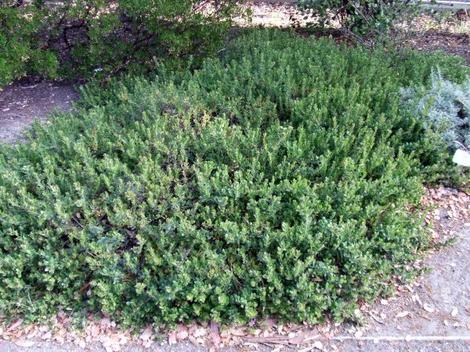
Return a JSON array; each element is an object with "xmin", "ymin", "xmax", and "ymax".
[
  {"xmin": 71, "ymin": 215, "xmax": 84, "ymax": 229},
  {"xmin": 242, "ymin": 336, "xmax": 291, "ymax": 345},
  {"xmin": 368, "ymin": 312, "xmax": 385, "ymax": 324},
  {"xmin": 455, "ymin": 141, "xmax": 469, "ymax": 151}
]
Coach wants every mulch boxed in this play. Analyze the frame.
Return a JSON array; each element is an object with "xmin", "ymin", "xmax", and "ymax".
[{"xmin": 405, "ymin": 30, "xmax": 470, "ymax": 64}]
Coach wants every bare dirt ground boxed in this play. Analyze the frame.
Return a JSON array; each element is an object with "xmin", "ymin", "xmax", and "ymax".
[
  {"xmin": 0, "ymin": 81, "xmax": 78, "ymax": 144},
  {"xmin": 240, "ymin": 0, "xmax": 298, "ymax": 27},
  {"xmin": 408, "ymin": 31, "xmax": 470, "ymax": 64},
  {"xmin": 403, "ymin": 14, "xmax": 470, "ymax": 64}
]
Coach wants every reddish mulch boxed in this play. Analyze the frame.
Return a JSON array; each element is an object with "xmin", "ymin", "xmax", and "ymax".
[{"xmin": 405, "ymin": 31, "xmax": 470, "ymax": 65}]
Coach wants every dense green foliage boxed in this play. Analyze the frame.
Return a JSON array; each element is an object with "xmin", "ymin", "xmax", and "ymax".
[
  {"xmin": 47, "ymin": 0, "xmax": 244, "ymax": 79},
  {"xmin": 0, "ymin": 2, "xmax": 58, "ymax": 87},
  {"xmin": 0, "ymin": 30, "xmax": 469, "ymax": 326},
  {"xmin": 297, "ymin": 0, "xmax": 418, "ymax": 39},
  {"xmin": 0, "ymin": 0, "xmax": 243, "ymax": 88}
]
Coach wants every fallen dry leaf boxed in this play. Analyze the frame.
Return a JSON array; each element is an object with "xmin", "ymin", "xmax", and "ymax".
[
  {"xmin": 354, "ymin": 329, "xmax": 364, "ymax": 338},
  {"xmin": 139, "ymin": 326, "xmax": 153, "ymax": 341},
  {"xmin": 423, "ymin": 304, "xmax": 435, "ymax": 313},
  {"xmin": 168, "ymin": 331, "xmax": 177, "ymax": 345},
  {"xmin": 298, "ymin": 340, "xmax": 324, "ymax": 352},
  {"xmin": 209, "ymin": 321, "xmax": 221, "ymax": 346},
  {"xmin": 14, "ymin": 340, "xmax": 35, "ymax": 348},
  {"xmin": 191, "ymin": 326, "xmax": 207, "ymax": 338},
  {"xmin": 288, "ymin": 332, "xmax": 305, "ymax": 345},
  {"xmin": 8, "ymin": 319, "xmax": 24, "ymax": 332},
  {"xmin": 312, "ymin": 341, "xmax": 324, "ymax": 351},
  {"xmin": 176, "ymin": 325, "xmax": 189, "ymax": 340},
  {"xmin": 396, "ymin": 311, "xmax": 410, "ymax": 318},
  {"xmin": 227, "ymin": 327, "xmax": 246, "ymax": 337}
]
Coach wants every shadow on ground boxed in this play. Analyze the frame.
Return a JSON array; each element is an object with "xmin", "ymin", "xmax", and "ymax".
[{"xmin": 0, "ymin": 81, "xmax": 78, "ymax": 144}]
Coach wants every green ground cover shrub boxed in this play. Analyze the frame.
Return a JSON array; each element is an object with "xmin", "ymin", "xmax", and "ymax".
[{"xmin": 0, "ymin": 30, "xmax": 468, "ymax": 327}]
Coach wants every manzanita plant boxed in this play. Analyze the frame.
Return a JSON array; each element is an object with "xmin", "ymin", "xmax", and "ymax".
[
  {"xmin": 0, "ymin": 0, "xmax": 246, "ymax": 87},
  {"xmin": 0, "ymin": 1, "xmax": 58, "ymax": 87}
]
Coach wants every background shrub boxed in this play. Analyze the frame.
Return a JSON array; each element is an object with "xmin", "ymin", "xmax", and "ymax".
[
  {"xmin": 47, "ymin": 0, "xmax": 245, "ymax": 79},
  {"xmin": 297, "ymin": 0, "xmax": 419, "ymax": 40},
  {"xmin": 0, "ymin": 30, "xmax": 468, "ymax": 327},
  {"xmin": 0, "ymin": 0, "xmax": 244, "ymax": 88},
  {"xmin": 0, "ymin": 1, "xmax": 58, "ymax": 87}
]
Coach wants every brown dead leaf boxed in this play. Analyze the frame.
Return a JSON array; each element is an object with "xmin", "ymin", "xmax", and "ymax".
[
  {"xmin": 227, "ymin": 327, "xmax": 247, "ymax": 337},
  {"xmin": 299, "ymin": 341, "xmax": 324, "ymax": 351},
  {"xmin": 8, "ymin": 319, "xmax": 24, "ymax": 332},
  {"xmin": 168, "ymin": 331, "xmax": 177, "ymax": 345},
  {"xmin": 423, "ymin": 304, "xmax": 435, "ymax": 313},
  {"xmin": 288, "ymin": 332, "xmax": 305, "ymax": 345},
  {"xmin": 176, "ymin": 324, "xmax": 189, "ymax": 341},
  {"xmin": 396, "ymin": 311, "xmax": 410, "ymax": 318},
  {"xmin": 41, "ymin": 331, "xmax": 52, "ymax": 340},
  {"xmin": 188, "ymin": 336, "xmax": 199, "ymax": 345},
  {"xmin": 209, "ymin": 321, "xmax": 221, "ymax": 346},
  {"xmin": 14, "ymin": 339, "xmax": 35, "ymax": 348},
  {"xmin": 191, "ymin": 326, "xmax": 207, "ymax": 338},
  {"xmin": 139, "ymin": 326, "xmax": 153, "ymax": 341},
  {"xmin": 354, "ymin": 329, "xmax": 364, "ymax": 338}
]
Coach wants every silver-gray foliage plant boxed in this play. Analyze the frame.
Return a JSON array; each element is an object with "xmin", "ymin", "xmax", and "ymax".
[{"xmin": 402, "ymin": 70, "xmax": 470, "ymax": 150}]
